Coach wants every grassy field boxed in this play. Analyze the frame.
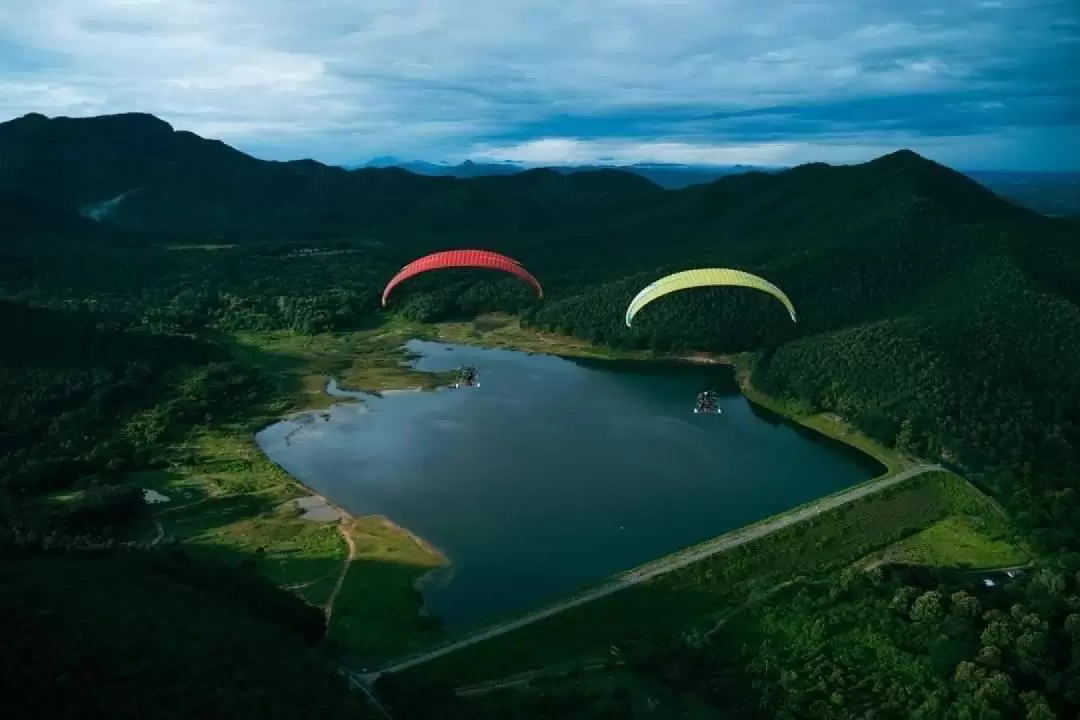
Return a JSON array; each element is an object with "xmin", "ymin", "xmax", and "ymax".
[
  {"xmin": 221, "ymin": 321, "xmax": 457, "ymax": 411},
  {"xmin": 400, "ymin": 471, "xmax": 1017, "ymax": 687},
  {"xmin": 133, "ymin": 427, "xmax": 345, "ymax": 607},
  {"xmin": 126, "ymin": 323, "xmax": 451, "ymax": 657},
  {"xmin": 429, "ymin": 313, "xmax": 649, "ymax": 360},
  {"xmin": 878, "ymin": 516, "xmax": 1029, "ymax": 568},
  {"xmin": 331, "ymin": 517, "xmax": 447, "ymax": 664}
]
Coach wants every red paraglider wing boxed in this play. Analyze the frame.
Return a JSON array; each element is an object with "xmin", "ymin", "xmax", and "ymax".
[{"xmin": 381, "ymin": 249, "xmax": 543, "ymax": 306}]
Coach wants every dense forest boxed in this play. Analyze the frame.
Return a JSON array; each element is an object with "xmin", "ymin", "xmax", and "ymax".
[
  {"xmin": 0, "ymin": 536, "xmax": 374, "ymax": 719},
  {"xmin": 2, "ymin": 112, "xmax": 1079, "ymax": 717},
  {"xmin": 381, "ymin": 564, "xmax": 1079, "ymax": 719},
  {"xmin": 0, "ymin": 300, "xmax": 375, "ymax": 717}
]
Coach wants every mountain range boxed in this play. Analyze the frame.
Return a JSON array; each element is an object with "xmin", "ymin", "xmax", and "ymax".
[
  {"xmin": 1, "ymin": 112, "xmax": 1073, "ymax": 247},
  {"xmin": 356, "ymin": 157, "xmax": 774, "ymax": 191},
  {"xmin": 354, "ymin": 157, "xmax": 1080, "ymax": 217}
]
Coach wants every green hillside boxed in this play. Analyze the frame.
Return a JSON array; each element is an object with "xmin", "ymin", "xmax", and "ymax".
[
  {"xmin": 0, "ymin": 542, "xmax": 373, "ymax": 720},
  {"xmin": 2, "ymin": 112, "xmax": 1079, "ymax": 718}
]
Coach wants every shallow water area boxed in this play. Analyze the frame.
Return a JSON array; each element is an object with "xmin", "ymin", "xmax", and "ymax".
[{"xmin": 256, "ymin": 340, "xmax": 881, "ymax": 631}]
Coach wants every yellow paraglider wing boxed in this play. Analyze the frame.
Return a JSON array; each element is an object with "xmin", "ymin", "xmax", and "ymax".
[{"xmin": 625, "ymin": 268, "xmax": 797, "ymax": 327}]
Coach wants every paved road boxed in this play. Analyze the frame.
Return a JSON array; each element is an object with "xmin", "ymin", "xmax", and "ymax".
[
  {"xmin": 345, "ymin": 672, "xmax": 394, "ymax": 719},
  {"xmin": 362, "ymin": 464, "xmax": 942, "ymax": 682}
]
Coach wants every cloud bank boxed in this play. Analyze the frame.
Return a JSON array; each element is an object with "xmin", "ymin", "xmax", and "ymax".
[{"xmin": 1, "ymin": 0, "xmax": 1077, "ymax": 169}]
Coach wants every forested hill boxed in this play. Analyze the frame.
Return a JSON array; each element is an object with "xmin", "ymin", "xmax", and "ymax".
[
  {"xmin": 3, "ymin": 112, "xmax": 1080, "ymax": 717},
  {"xmin": 0, "ymin": 112, "xmax": 664, "ymax": 243}
]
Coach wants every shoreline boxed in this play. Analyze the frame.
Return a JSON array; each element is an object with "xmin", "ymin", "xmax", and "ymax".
[
  {"xmin": 382, "ymin": 515, "xmax": 443, "ymax": 559},
  {"xmin": 247, "ymin": 318, "xmax": 909, "ymax": 659},
  {"xmin": 271, "ymin": 374, "xmax": 454, "ymax": 531},
  {"xmin": 264, "ymin": 349, "xmax": 752, "ymax": 563},
  {"xmin": 258, "ymin": 372, "xmax": 455, "ymax": 617},
  {"xmin": 262, "ymin": 396, "xmax": 455, "ymax": 540}
]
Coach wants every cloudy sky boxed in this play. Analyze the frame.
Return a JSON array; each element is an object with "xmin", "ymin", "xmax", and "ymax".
[{"xmin": 1, "ymin": 0, "xmax": 1077, "ymax": 169}]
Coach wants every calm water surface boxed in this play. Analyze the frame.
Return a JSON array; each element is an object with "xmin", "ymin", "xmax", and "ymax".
[{"xmin": 256, "ymin": 340, "xmax": 882, "ymax": 630}]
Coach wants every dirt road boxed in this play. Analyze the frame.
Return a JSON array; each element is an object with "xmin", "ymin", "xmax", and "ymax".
[{"xmin": 324, "ymin": 520, "xmax": 357, "ymax": 622}]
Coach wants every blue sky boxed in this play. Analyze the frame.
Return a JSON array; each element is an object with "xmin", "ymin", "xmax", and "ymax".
[{"xmin": 1, "ymin": 0, "xmax": 1077, "ymax": 170}]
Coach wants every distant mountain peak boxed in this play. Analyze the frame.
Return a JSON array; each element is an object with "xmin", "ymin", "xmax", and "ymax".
[
  {"xmin": 1, "ymin": 112, "xmax": 50, "ymax": 131},
  {"xmin": 870, "ymin": 148, "xmax": 971, "ymax": 183},
  {"xmin": 515, "ymin": 166, "xmax": 563, "ymax": 181},
  {"xmin": 855, "ymin": 148, "xmax": 1040, "ymax": 224},
  {"xmin": 870, "ymin": 148, "xmax": 937, "ymax": 169},
  {"xmin": 79, "ymin": 112, "xmax": 175, "ymax": 132},
  {"xmin": 365, "ymin": 155, "xmax": 405, "ymax": 167}
]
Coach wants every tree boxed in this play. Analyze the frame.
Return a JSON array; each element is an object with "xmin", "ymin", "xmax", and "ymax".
[
  {"xmin": 976, "ymin": 645, "xmax": 1002, "ymax": 668},
  {"xmin": 912, "ymin": 591, "xmax": 944, "ymax": 623},
  {"xmin": 981, "ymin": 621, "xmax": 1012, "ymax": 649},
  {"xmin": 1019, "ymin": 691, "xmax": 1056, "ymax": 720},
  {"xmin": 976, "ymin": 670, "xmax": 1011, "ymax": 703},
  {"xmin": 954, "ymin": 660, "xmax": 979, "ymax": 685},
  {"xmin": 1064, "ymin": 613, "xmax": 1080, "ymax": 639},
  {"xmin": 890, "ymin": 586, "xmax": 919, "ymax": 614},
  {"xmin": 950, "ymin": 590, "xmax": 981, "ymax": 620},
  {"xmin": 896, "ymin": 419, "xmax": 915, "ymax": 451}
]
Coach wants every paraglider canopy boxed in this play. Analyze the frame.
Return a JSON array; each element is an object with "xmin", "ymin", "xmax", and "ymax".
[
  {"xmin": 381, "ymin": 249, "xmax": 543, "ymax": 307},
  {"xmin": 625, "ymin": 268, "xmax": 796, "ymax": 328}
]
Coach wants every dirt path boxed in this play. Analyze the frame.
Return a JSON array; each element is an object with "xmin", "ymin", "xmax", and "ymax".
[
  {"xmin": 703, "ymin": 579, "xmax": 803, "ymax": 639},
  {"xmin": 365, "ymin": 463, "xmax": 942, "ymax": 681},
  {"xmin": 150, "ymin": 519, "xmax": 165, "ymax": 546},
  {"xmin": 325, "ymin": 520, "xmax": 357, "ymax": 623},
  {"xmin": 160, "ymin": 483, "xmax": 292, "ymax": 513},
  {"xmin": 346, "ymin": 673, "xmax": 395, "ymax": 719},
  {"xmin": 455, "ymin": 659, "xmax": 612, "ymax": 698}
]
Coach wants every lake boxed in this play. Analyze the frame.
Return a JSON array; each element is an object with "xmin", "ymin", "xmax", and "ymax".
[{"xmin": 256, "ymin": 339, "xmax": 883, "ymax": 631}]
